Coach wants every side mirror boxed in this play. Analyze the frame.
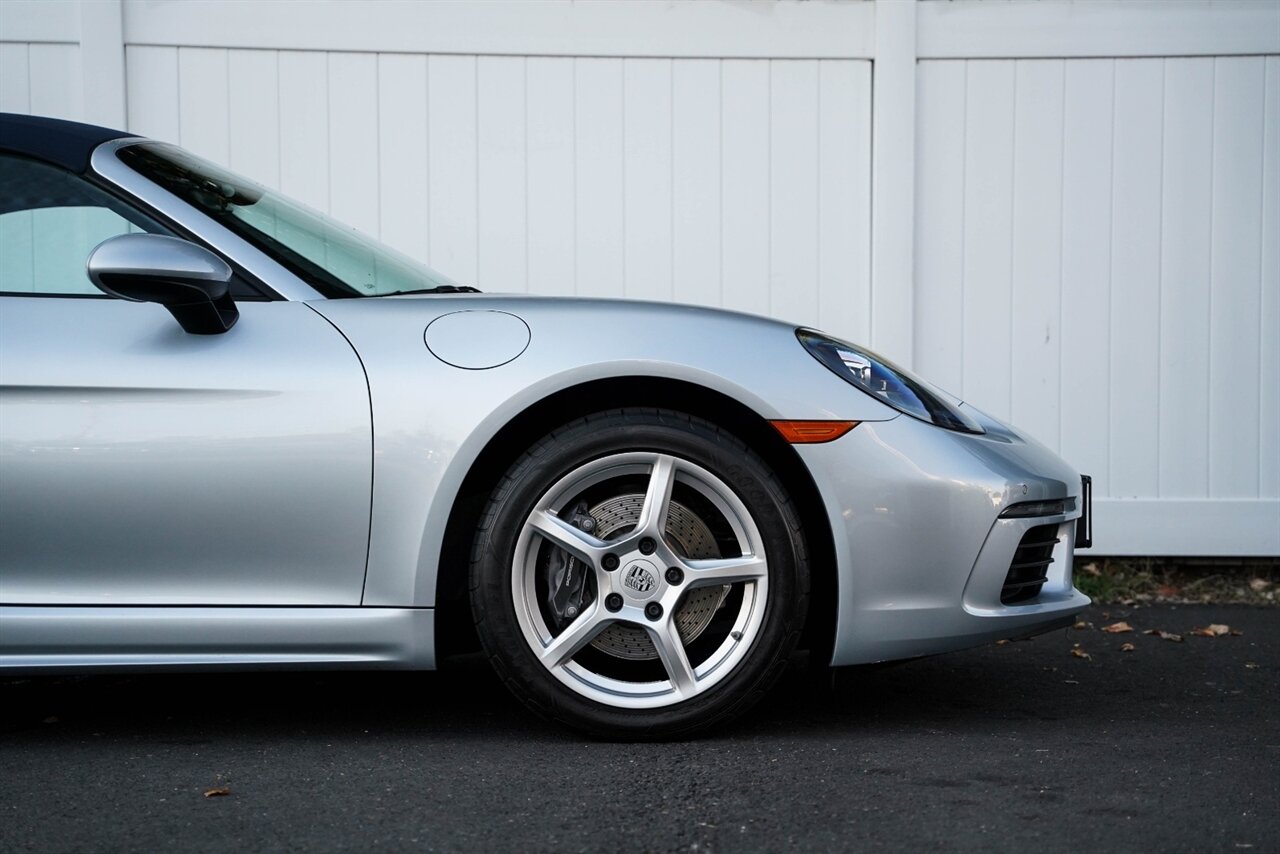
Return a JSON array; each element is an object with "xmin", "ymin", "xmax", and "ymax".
[{"xmin": 87, "ymin": 233, "xmax": 238, "ymax": 335}]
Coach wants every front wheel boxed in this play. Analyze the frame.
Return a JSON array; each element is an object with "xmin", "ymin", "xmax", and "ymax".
[{"xmin": 469, "ymin": 409, "xmax": 809, "ymax": 738}]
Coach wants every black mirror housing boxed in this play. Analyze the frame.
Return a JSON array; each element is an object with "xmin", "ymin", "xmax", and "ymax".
[{"xmin": 87, "ymin": 233, "xmax": 239, "ymax": 334}]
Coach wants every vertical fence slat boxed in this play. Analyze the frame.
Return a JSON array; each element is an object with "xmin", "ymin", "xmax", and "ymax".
[
  {"xmin": 175, "ymin": 48, "xmax": 228, "ymax": 164},
  {"xmin": 525, "ymin": 57, "xmax": 575, "ymax": 296},
  {"xmin": 1010, "ymin": 59, "xmax": 1065, "ymax": 450},
  {"xmin": 477, "ymin": 56, "xmax": 528, "ymax": 292},
  {"xmin": 819, "ymin": 60, "xmax": 871, "ymax": 345},
  {"xmin": 671, "ymin": 59, "xmax": 722, "ymax": 309},
  {"xmin": 124, "ymin": 45, "xmax": 177, "ymax": 141},
  {"xmin": 228, "ymin": 49, "xmax": 279, "ymax": 189},
  {"xmin": 720, "ymin": 60, "xmax": 770, "ymax": 317},
  {"xmin": 27, "ymin": 43, "xmax": 81, "ymax": 121},
  {"xmin": 0, "ymin": 43, "xmax": 31, "ymax": 112},
  {"xmin": 1159, "ymin": 57, "xmax": 1215, "ymax": 499},
  {"xmin": 961, "ymin": 60, "xmax": 1015, "ymax": 417},
  {"xmin": 1108, "ymin": 59, "xmax": 1163, "ymax": 499},
  {"xmin": 622, "ymin": 58, "xmax": 673, "ymax": 302},
  {"xmin": 573, "ymin": 57, "xmax": 624, "ymax": 298},
  {"xmin": 277, "ymin": 51, "xmax": 329, "ymax": 213},
  {"xmin": 1058, "ymin": 59, "xmax": 1114, "ymax": 489},
  {"xmin": 914, "ymin": 60, "xmax": 966, "ymax": 395},
  {"xmin": 1261, "ymin": 57, "xmax": 1280, "ymax": 500},
  {"xmin": 427, "ymin": 55, "xmax": 479, "ymax": 283},
  {"xmin": 78, "ymin": 0, "xmax": 124, "ymax": 128},
  {"xmin": 870, "ymin": 0, "xmax": 917, "ymax": 366},
  {"xmin": 377, "ymin": 53, "xmax": 429, "ymax": 264},
  {"xmin": 1208, "ymin": 57, "xmax": 1266, "ymax": 498},
  {"xmin": 769, "ymin": 60, "xmax": 820, "ymax": 328},
  {"xmin": 327, "ymin": 52, "xmax": 379, "ymax": 239}
]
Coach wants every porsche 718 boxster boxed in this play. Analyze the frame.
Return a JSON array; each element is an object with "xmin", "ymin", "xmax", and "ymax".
[{"xmin": 0, "ymin": 114, "xmax": 1091, "ymax": 737}]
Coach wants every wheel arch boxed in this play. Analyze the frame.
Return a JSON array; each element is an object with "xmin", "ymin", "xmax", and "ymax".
[{"xmin": 433, "ymin": 376, "xmax": 838, "ymax": 665}]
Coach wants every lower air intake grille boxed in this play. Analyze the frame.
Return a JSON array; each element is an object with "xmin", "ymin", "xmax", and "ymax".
[{"xmin": 1001, "ymin": 523, "xmax": 1059, "ymax": 605}]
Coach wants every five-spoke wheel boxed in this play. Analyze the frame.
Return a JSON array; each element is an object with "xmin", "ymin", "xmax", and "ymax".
[{"xmin": 471, "ymin": 409, "xmax": 808, "ymax": 738}]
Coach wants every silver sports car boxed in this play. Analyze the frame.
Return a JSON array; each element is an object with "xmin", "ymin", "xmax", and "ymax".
[{"xmin": 0, "ymin": 114, "xmax": 1091, "ymax": 737}]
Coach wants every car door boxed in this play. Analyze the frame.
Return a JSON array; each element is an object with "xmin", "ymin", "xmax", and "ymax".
[{"xmin": 0, "ymin": 153, "xmax": 372, "ymax": 606}]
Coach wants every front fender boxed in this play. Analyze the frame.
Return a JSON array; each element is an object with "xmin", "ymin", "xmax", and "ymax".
[{"xmin": 306, "ymin": 295, "xmax": 895, "ymax": 607}]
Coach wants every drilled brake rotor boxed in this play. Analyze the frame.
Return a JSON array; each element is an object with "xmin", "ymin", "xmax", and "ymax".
[{"xmin": 586, "ymin": 493, "xmax": 730, "ymax": 661}]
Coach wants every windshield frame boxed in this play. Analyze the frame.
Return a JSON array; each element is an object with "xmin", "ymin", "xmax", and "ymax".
[
  {"xmin": 103, "ymin": 140, "xmax": 462, "ymax": 300},
  {"xmin": 91, "ymin": 139, "xmax": 320, "ymax": 301},
  {"xmin": 118, "ymin": 141, "xmax": 458, "ymax": 299}
]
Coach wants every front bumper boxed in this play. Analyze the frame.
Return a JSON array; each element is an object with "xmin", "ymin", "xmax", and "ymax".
[{"xmin": 795, "ymin": 412, "xmax": 1090, "ymax": 666}]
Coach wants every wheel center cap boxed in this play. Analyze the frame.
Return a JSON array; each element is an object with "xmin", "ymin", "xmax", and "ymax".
[{"xmin": 620, "ymin": 558, "xmax": 661, "ymax": 601}]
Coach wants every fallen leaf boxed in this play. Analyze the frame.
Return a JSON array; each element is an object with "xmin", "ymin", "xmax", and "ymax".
[
  {"xmin": 1120, "ymin": 642, "xmax": 1136, "ymax": 652},
  {"xmin": 1101, "ymin": 621, "xmax": 1134, "ymax": 634},
  {"xmin": 1230, "ymin": 630, "xmax": 1244, "ymax": 636},
  {"xmin": 1081, "ymin": 562, "xmax": 1101, "ymax": 577},
  {"xmin": 1156, "ymin": 585, "xmax": 1181, "ymax": 598},
  {"xmin": 996, "ymin": 639, "xmax": 1010, "ymax": 646},
  {"xmin": 1070, "ymin": 645, "xmax": 1091, "ymax": 660},
  {"xmin": 1190, "ymin": 624, "xmax": 1232, "ymax": 637},
  {"xmin": 203, "ymin": 787, "xmax": 231, "ymax": 799},
  {"xmin": 1073, "ymin": 620, "xmax": 1092, "ymax": 631},
  {"xmin": 1249, "ymin": 578, "xmax": 1271, "ymax": 592}
]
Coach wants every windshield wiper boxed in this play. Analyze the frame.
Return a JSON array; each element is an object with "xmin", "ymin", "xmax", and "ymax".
[{"xmin": 387, "ymin": 285, "xmax": 482, "ymax": 296}]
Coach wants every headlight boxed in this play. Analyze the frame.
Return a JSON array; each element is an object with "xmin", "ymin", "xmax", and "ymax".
[{"xmin": 797, "ymin": 329, "xmax": 984, "ymax": 434}]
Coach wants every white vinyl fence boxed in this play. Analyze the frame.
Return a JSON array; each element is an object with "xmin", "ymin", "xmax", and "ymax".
[{"xmin": 2, "ymin": 0, "xmax": 1277, "ymax": 556}]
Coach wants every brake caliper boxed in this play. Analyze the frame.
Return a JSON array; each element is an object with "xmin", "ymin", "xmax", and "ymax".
[{"xmin": 544, "ymin": 501, "xmax": 597, "ymax": 631}]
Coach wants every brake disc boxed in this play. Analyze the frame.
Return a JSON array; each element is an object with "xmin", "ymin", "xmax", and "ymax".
[{"xmin": 586, "ymin": 493, "xmax": 731, "ymax": 661}]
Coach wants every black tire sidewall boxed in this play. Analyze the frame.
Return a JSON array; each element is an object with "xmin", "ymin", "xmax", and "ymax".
[{"xmin": 470, "ymin": 409, "xmax": 808, "ymax": 739}]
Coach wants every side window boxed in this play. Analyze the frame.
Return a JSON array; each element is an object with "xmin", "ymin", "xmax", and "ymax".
[{"xmin": 0, "ymin": 154, "xmax": 166, "ymax": 296}]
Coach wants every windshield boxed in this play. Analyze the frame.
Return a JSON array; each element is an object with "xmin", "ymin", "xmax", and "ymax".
[{"xmin": 117, "ymin": 142, "xmax": 464, "ymax": 298}]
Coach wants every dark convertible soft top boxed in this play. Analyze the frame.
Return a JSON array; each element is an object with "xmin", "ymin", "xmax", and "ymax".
[{"xmin": 0, "ymin": 113, "xmax": 132, "ymax": 174}]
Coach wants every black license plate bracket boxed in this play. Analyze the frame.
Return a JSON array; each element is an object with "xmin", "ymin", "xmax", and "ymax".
[{"xmin": 1075, "ymin": 474, "xmax": 1092, "ymax": 549}]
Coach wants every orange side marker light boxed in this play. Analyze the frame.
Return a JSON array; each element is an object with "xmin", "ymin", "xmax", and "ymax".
[{"xmin": 769, "ymin": 420, "xmax": 859, "ymax": 444}]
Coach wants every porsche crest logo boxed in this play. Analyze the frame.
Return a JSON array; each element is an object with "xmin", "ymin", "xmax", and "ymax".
[{"xmin": 623, "ymin": 564, "xmax": 656, "ymax": 593}]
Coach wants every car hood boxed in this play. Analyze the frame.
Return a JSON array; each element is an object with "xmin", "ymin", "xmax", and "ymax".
[{"xmin": 306, "ymin": 292, "xmax": 903, "ymax": 425}]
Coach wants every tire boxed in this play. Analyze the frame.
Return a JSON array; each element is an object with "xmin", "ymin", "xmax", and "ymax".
[{"xmin": 469, "ymin": 408, "xmax": 809, "ymax": 739}]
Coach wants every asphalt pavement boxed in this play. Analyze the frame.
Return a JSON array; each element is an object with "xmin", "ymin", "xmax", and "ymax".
[{"xmin": 1, "ymin": 603, "xmax": 1276, "ymax": 853}]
